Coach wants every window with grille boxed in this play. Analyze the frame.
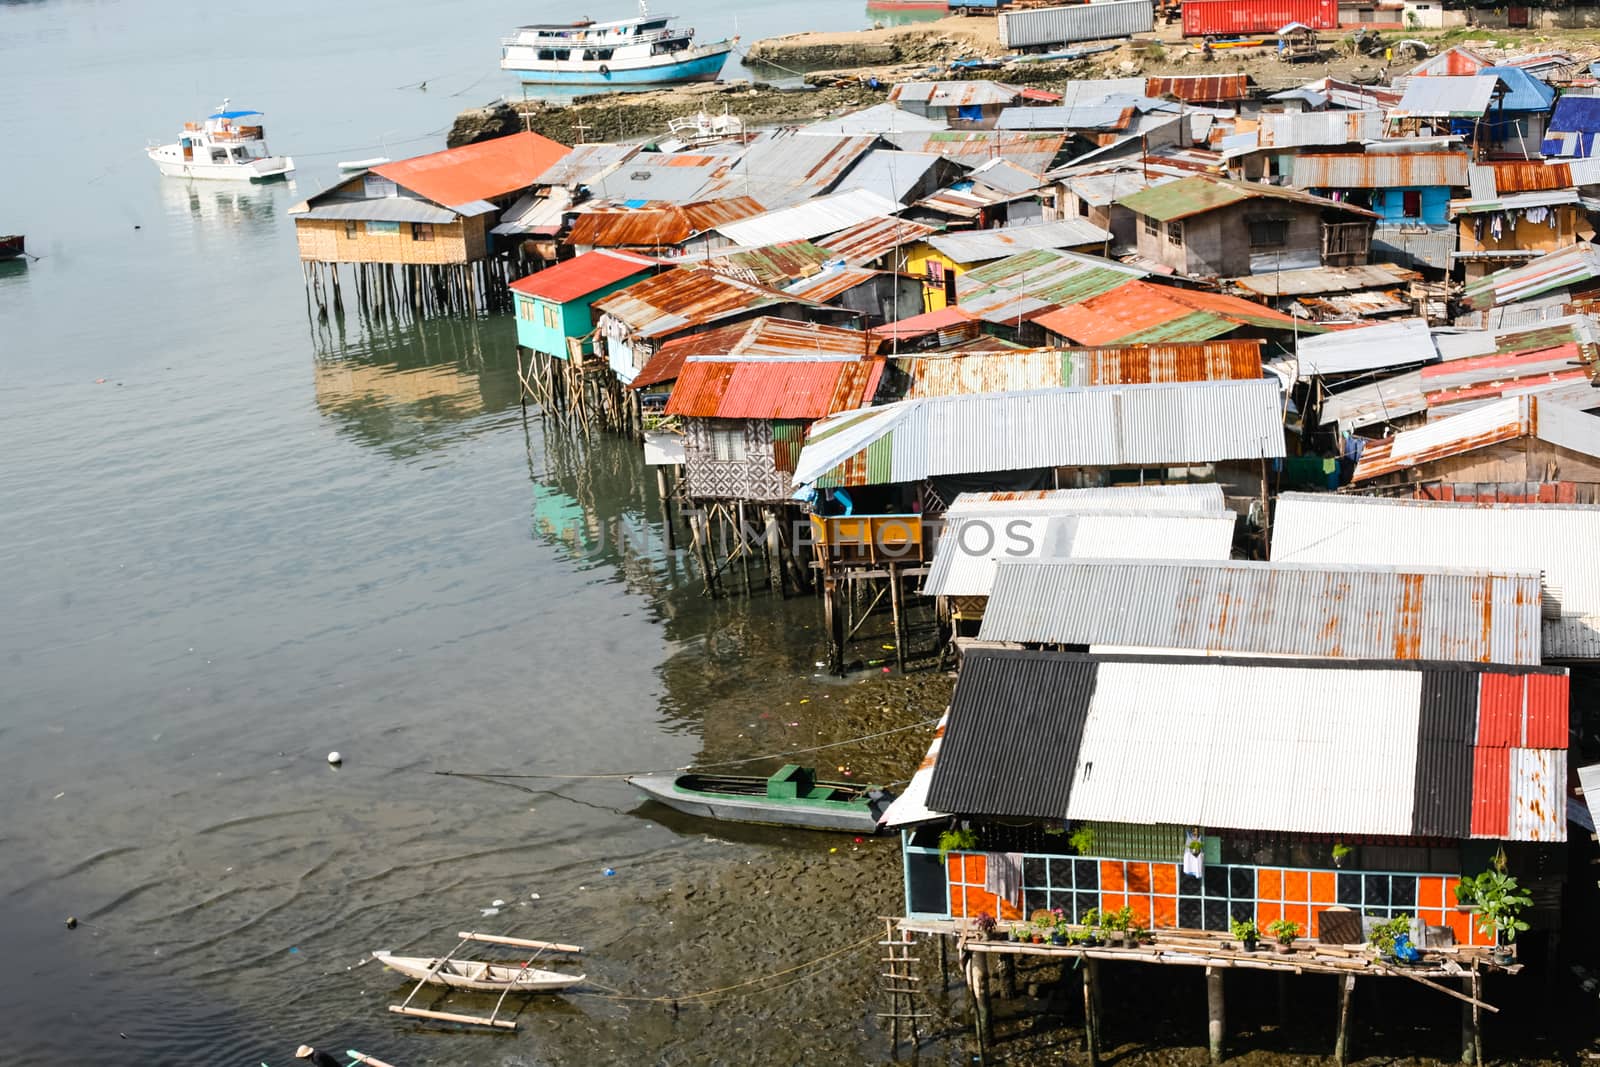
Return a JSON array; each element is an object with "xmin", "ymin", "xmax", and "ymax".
[
  {"xmin": 344, "ymin": 221, "xmax": 358, "ymax": 240},
  {"xmin": 1166, "ymin": 221, "xmax": 1183, "ymax": 245},
  {"xmin": 1248, "ymin": 219, "xmax": 1289, "ymax": 248},
  {"xmin": 1143, "ymin": 214, "xmax": 1159, "ymax": 236},
  {"xmin": 541, "ymin": 302, "xmax": 559, "ymax": 329},
  {"xmin": 709, "ymin": 427, "xmax": 746, "ymax": 462},
  {"xmin": 411, "ymin": 223, "xmax": 435, "ymax": 242}
]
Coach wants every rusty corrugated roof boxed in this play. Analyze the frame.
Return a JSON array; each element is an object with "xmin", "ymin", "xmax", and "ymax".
[
  {"xmin": 1290, "ymin": 152, "xmax": 1471, "ymax": 190},
  {"xmin": 1035, "ymin": 280, "xmax": 1319, "ymax": 346},
  {"xmin": 894, "ymin": 340, "xmax": 1262, "ymax": 398},
  {"xmin": 882, "ymin": 130, "xmax": 1068, "ymax": 177},
  {"xmin": 566, "ymin": 196, "xmax": 764, "ymax": 248},
  {"xmin": 889, "ymin": 81, "xmax": 1023, "ymax": 107},
  {"xmin": 816, "ymin": 216, "xmax": 942, "ymax": 266},
  {"xmin": 372, "ymin": 131, "xmax": 570, "ymax": 208},
  {"xmin": 1119, "ymin": 175, "xmax": 1376, "ymax": 222},
  {"xmin": 662, "ymin": 318, "xmax": 882, "ymax": 419},
  {"xmin": 870, "ymin": 306, "xmax": 977, "ymax": 341},
  {"xmin": 694, "ymin": 240, "xmax": 835, "ymax": 287},
  {"xmin": 593, "ymin": 267, "xmax": 823, "ymax": 338},
  {"xmin": 1145, "ymin": 74, "xmax": 1250, "ymax": 103},
  {"xmin": 1484, "ymin": 160, "xmax": 1573, "ymax": 194}
]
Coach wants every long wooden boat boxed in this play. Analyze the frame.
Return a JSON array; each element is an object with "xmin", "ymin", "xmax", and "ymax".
[
  {"xmin": 0, "ymin": 235, "xmax": 24, "ymax": 261},
  {"xmin": 373, "ymin": 951, "xmax": 584, "ymax": 993},
  {"xmin": 627, "ymin": 764, "xmax": 895, "ymax": 833}
]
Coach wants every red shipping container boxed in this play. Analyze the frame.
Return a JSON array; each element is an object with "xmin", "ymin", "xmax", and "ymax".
[{"xmin": 1182, "ymin": 0, "xmax": 1337, "ymax": 36}]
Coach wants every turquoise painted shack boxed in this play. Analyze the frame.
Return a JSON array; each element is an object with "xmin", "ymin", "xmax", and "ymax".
[{"xmin": 509, "ymin": 250, "xmax": 656, "ymax": 360}]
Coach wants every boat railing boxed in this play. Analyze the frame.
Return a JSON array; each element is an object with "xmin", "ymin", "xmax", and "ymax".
[
  {"xmin": 502, "ymin": 25, "xmax": 683, "ymax": 47},
  {"xmin": 208, "ymin": 126, "xmax": 264, "ymax": 142}
]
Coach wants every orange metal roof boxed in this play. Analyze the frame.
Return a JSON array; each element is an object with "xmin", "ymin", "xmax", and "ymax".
[
  {"xmin": 372, "ymin": 131, "xmax": 571, "ymax": 208},
  {"xmin": 594, "ymin": 269, "xmax": 825, "ymax": 338},
  {"xmin": 509, "ymin": 250, "xmax": 656, "ymax": 304},
  {"xmin": 566, "ymin": 196, "xmax": 764, "ymax": 248},
  {"xmin": 1485, "ymin": 160, "xmax": 1572, "ymax": 193},
  {"xmin": 817, "ymin": 216, "xmax": 942, "ymax": 266},
  {"xmin": 870, "ymin": 306, "xmax": 978, "ymax": 340},
  {"xmin": 661, "ymin": 318, "xmax": 883, "ymax": 419},
  {"xmin": 1076, "ymin": 340, "xmax": 1264, "ymax": 384},
  {"xmin": 1146, "ymin": 75, "xmax": 1250, "ymax": 103},
  {"xmin": 1034, "ymin": 281, "xmax": 1308, "ymax": 345}
]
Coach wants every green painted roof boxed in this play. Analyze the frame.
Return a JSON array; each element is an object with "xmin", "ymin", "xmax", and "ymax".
[{"xmin": 1118, "ymin": 176, "xmax": 1378, "ymax": 222}]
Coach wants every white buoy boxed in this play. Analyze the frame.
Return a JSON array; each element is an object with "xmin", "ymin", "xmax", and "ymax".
[{"xmin": 327, "ymin": 751, "xmax": 342, "ymax": 766}]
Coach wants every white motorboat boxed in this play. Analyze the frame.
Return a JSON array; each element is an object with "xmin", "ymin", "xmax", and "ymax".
[{"xmin": 146, "ymin": 100, "xmax": 294, "ymax": 182}]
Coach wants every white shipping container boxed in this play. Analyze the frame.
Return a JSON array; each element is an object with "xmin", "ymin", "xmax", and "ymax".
[{"xmin": 999, "ymin": 0, "xmax": 1155, "ymax": 49}]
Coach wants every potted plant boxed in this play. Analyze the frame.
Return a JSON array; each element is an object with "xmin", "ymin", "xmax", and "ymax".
[
  {"xmin": 975, "ymin": 911, "xmax": 1000, "ymax": 941},
  {"xmin": 1103, "ymin": 905, "xmax": 1134, "ymax": 947},
  {"xmin": 1011, "ymin": 922, "xmax": 1031, "ymax": 944},
  {"xmin": 1267, "ymin": 918, "xmax": 1301, "ymax": 954},
  {"xmin": 1081, "ymin": 908, "xmax": 1103, "ymax": 947},
  {"xmin": 1331, "ymin": 842, "xmax": 1352, "ymax": 869},
  {"xmin": 1130, "ymin": 924, "xmax": 1153, "ymax": 946},
  {"xmin": 1050, "ymin": 919, "xmax": 1069, "ymax": 946},
  {"xmin": 1367, "ymin": 914, "xmax": 1414, "ymax": 960},
  {"xmin": 1458, "ymin": 870, "xmax": 1531, "ymax": 964},
  {"xmin": 1230, "ymin": 918, "xmax": 1260, "ymax": 952},
  {"xmin": 1068, "ymin": 824, "xmax": 1097, "ymax": 857},
  {"xmin": 937, "ymin": 826, "xmax": 979, "ymax": 862}
]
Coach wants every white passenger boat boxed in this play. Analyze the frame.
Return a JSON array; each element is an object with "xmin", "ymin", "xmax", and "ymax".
[
  {"xmin": 500, "ymin": 2, "xmax": 733, "ymax": 86},
  {"xmin": 146, "ymin": 101, "xmax": 294, "ymax": 182}
]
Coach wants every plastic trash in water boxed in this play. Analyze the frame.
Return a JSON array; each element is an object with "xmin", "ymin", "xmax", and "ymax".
[
  {"xmin": 480, "ymin": 907, "xmax": 500, "ymax": 917},
  {"xmin": 604, "ymin": 868, "xmax": 616, "ymax": 877}
]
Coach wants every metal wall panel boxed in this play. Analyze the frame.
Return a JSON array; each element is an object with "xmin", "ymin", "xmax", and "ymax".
[
  {"xmin": 1412, "ymin": 670, "xmax": 1477, "ymax": 837},
  {"xmin": 999, "ymin": 0, "xmax": 1154, "ymax": 49},
  {"xmin": 1509, "ymin": 748, "xmax": 1566, "ymax": 841},
  {"xmin": 1469, "ymin": 745, "xmax": 1510, "ymax": 838},
  {"xmin": 1477, "ymin": 673, "xmax": 1525, "ymax": 747},
  {"xmin": 1524, "ymin": 673, "xmax": 1570, "ymax": 748}
]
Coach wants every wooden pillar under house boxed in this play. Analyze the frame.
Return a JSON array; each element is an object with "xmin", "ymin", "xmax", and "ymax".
[
  {"xmin": 1207, "ymin": 966, "xmax": 1226, "ymax": 1065},
  {"xmin": 889, "ymin": 563, "xmax": 905, "ymax": 673},
  {"xmin": 656, "ymin": 466, "xmax": 675, "ymax": 552},
  {"xmin": 763, "ymin": 508, "xmax": 784, "ymax": 595},
  {"xmin": 1083, "ymin": 957, "xmax": 1102, "ymax": 1065},
  {"xmin": 1333, "ymin": 972, "xmax": 1356, "ymax": 1067}
]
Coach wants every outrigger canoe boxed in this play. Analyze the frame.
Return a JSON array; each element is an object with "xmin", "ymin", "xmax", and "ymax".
[
  {"xmin": 627, "ymin": 763, "xmax": 895, "ymax": 833},
  {"xmin": 372, "ymin": 951, "xmax": 584, "ymax": 993}
]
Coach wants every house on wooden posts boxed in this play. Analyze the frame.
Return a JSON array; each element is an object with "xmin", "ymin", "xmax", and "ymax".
[
  {"xmin": 885, "ymin": 647, "xmax": 1568, "ymax": 950},
  {"xmin": 977, "ymin": 557, "xmax": 1545, "ymax": 665},
  {"xmin": 291, "ymin": 132, "xmax": 572, "ymax": 310},
  {"xmin": 657, "ymin": 318, "xmax": 882, "ymax": 504},
  {"xmin": 1117, "ymin": 176, "xmax": 1376, "ymax": 280},
  {"xmin": 510, "ymin": 250, "xmax": 656, "ymax": 363},
  {"xmin": 1290, "ymin": 147, "xmax": 1469, "ymax": 272},
  {"xmin": 564, "ymin": 197, "xmax": 765, "ymax": 255},
  {"xmin": 1350, "ymin": 394, "xmax": 1600, "ymax": 489},
  {"xmin": 889, "ymin": 81, "xmax": 1024, "ymax": 128},
  {"xmin": 590, "ymin": 267, "xmax": 854, "ymax": 387},
  {"xmin": 1272, "ymin": 491, "xmax": 1600, "ymax": 659},
  {"xmin": 922, "ymin": 485, "xmax": 1236, "ymax": 632}
]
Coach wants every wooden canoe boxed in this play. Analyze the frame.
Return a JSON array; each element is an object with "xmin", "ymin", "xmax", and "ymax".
[
  {"xmin": 627, "ymin": 764, "xmax": 895, "ymax": 833},
  {"xmin": 372, "ymin": 952, "xmax": 584, "ymax": 993}
]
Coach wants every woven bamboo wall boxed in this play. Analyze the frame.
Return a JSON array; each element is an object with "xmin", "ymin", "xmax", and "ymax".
[{"xmin": 295, "ymin": 215, "xmax": 487, "ymax": 265}]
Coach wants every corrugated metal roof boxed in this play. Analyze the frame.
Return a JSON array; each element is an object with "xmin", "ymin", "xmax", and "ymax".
[
  {"xmin": 1272, "ymin": 490, "xmax": 1600, "ymax": 654},
  {"xmin": 882, "ymin": 130, "xmax": 1069, "ymax": 178},
  {"xmin": 492, "ymin": 187, "xmax": 573, "ymax": 235},
  {"xmin": 797, "ymin": 102, "xmax": 947, "ymax": 137},
  {"xmin": 593, "ymin": 267, "xmax": 819, "ymax": 338},
  {"xmin": 566, "ymin": 196, "xmax": 765, "ymax": 249},
  {"xmin": 1034, "ymin": 280, "xmax": 1323, "ymax": 346},
  {"xmin": 1146, "ymin": 74, "xmax": 1250, "ymax": 103},
  {"xmin": 923, "ymin": 510, "xmax": 1235, "ymax": 596},
  {"xmin": 1579, "ymin": 761, "xmax": 1600, "ymax": 834},
  {"xmin": 996, "ymin": 104, "xmax": 1136, "ymax": 131},
  {"xmin": 1408, "ymin": 45, "xmax": 1492, "ymax": 78},
  {"xmin": 978, "ymin": 558, "xmax": 1544, "ymax": 664},
  {"xmin": 889, "ymin": 80, "xmax": 1022, "ymax": 107},
  {"xmin": 1119, "ymin": 175, "xmax": 1376, "ymax": 222},
  {"xmin": 292, "ymin": 197, "xmax": 459, "ymax": 224},
  {"xmin": 894, "ymin": 340, "xmax": 1262, "ymax": 397},
  {"xmin": 834, "ymin": 150, "xmax": 950, "ymax": 206},
  {"xmin": 1392, "ymin": 75, "xmax": 1503, "ymax": 119},
  {"xmin": 1318, "ymin": 370, "xmax": 1428, "ymax": 431},
  {"xmin": 944, "ymin": 483, "xmax": 1225, "ymax": 514},
  {"xmin": 1451, "ymin": 189, "xmax": 1583, "ymax": 216},
  {"xmin": 871, "ymin": 305, "xmax": 977, "ymax": 342},
  {"xmin": 1296, "ymin": 317, "xmax": 1437, "ymax": 376},
  {"xmin": 588, "ymin": 153, "xmax": 727, "ymax": 205},
  {"xmin": 688, "ymin": 240, "xmax": 836, "ymax": 287},
  {"xmin": 509, "ymin": 250, "xmax": 655, "ymax": 304},
  {"xmin": 791, "ymin": 377, "xmax": 1287, "ymax": 488},
  {"xmin": 1460, "ymin": 243, "xmax": 1600, "ymax": 311},
  {"xmin": 926, "ymin": 220, "xmax": 1111, "ymax": 264},
  {"xmin": 969, "ymin": 158, "xmax": 1050, "ymax": 196},
  {"xmin": 530, "ymin": 141, "xmax": 640, "ymax": 188},
  {"xmin": 1290, "ymin": 151, "xmax": 1470, "ymax": 190},
  {"xmin": 816, "ymin": 216, "xmax": 942, "ymax": 267},
  {"xmin": 1478, "ymin": 160, "xmax": 1574, "ymax": 196},
  {"xmin": 783, "ymin": 266, "xmax": 883, "ymax": 303},
  {"xmin": 691, "ymin": 131, "xmax": 879, "ymax": 208},
  {"xmin": 714, "ymin": 188, "xmax": 902, "ymax": 247},
  {"xmin": 1422, "ymin": 329, "xmax": 1592, "ymax": 414},
  {"xmin": 955, "ymin": 247, "xmax": 1148, "ymax": 326},
  {"xmin": 1253, "ymin": 110, "xmax": 1387, "ymax": 150},
  {"xmin": 663, "ymin": 324, "xmax": 881, "ymax": 420},
  {"xmin": 1231, "ymin": 263, "xmax": 1418, "ymax": 297},
  {"xmin": 913, "ymin": 649, "xmax": 1568, "ymax": 838},
  {"xmin": 1355, "ymin": 394, "xmax": 1600, "ymax": 481},
  {"xmin": 1059, "ymin": 168, "xmax": 1178, "ymax": 208},
  {"xmin": 1476, "ymin": 66, "xmax": 1556, "ymax": 112},
  {"xmin": 368, "ymin": 131, "xmax": 568, "ymax": 209}
]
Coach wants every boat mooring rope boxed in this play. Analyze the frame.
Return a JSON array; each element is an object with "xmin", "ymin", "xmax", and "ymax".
[
  {"xmin": 571, "ymin": 929, "xmax": 880, "ymax": 1005},
  {"xmin": 430, "ymin": 715, "xmax": 940, "ymax": 782}
]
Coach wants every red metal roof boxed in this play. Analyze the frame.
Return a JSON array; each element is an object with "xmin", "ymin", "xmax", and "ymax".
[
  {"xmin": 637, "ymin": 317, "xmax": 878, "ymax": 397},
  {"xmin": 509, "ymin": 250, "xmax": 655, "ymax": 304},
  {"xmin": 1145, "ymin": 75, "xmax": 1250, "ymax": 103},
  {"xmin": 372, "ymin": 131, "xmax": 571, "ymax": 207},
  {"xmin": 657, "ymin": 318, "xmax": 878, "ymax": 417},
  {"xmin": 870, "ymin": 306, "xmax": 977, "ymax": 340}
]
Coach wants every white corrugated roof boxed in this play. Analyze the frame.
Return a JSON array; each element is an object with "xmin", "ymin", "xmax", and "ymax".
[
  {"xmin": 922, "ymin": 510, "xmax": 1236, "ymax": 597},
  {"xmin": 977, "ymin": 558, "xmax": 1544, "ymax": 663},
  {"xmin": 1065, "ymin": 661, "xmax": 1423, "ymax": 834},
  {"xmin": 714, "ymin": 188, "xmax": 902, "ymax": 247},
  {"xmin": 1296, "ymin": 317, "xmax": 1438, "ymax": 377},
  {"xmin": 793, "ymin": 378, "xmax": 1288, "ymax": 488},
  {"xmin": 944, "ymin": 483, "xmax": 1225, "ymax": 515},
  {"xmin": 1272, "ymin": 491, "xmax": 1600, "ymax": 656},
  {"xmin": 926, "ymin": 219, "xmax": 1111, "ymax": 263}
]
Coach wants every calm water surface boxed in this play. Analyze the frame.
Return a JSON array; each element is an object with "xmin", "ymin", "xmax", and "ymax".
[{"xmin": 0, "ymin": 1, "xmax": 914, "ymax": 1063}]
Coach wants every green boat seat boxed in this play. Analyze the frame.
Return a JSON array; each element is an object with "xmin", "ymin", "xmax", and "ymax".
[{"xmin": 766, "ymin": 764, "xmax": 813, "ymax": 799}]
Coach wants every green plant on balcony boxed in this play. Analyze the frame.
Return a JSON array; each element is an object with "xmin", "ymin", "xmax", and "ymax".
[
  {"xmin": 1367, "ymin": 914, "xmax": 1414, "ymax": 958},
  {"xmin": 1230, "ymin": 918, "xmax": 1260, "ymax": 951},
  {"xmin": 938, "ymin": 827, "xmax": 978, "ymax": 861},
  {"xmin": 1456, "ymin": 870, "xmax": 1531, "ymax": 952},
  {"xmin": 1068, "ymin": 824, "xmax": 1096, "ymax": 856}
]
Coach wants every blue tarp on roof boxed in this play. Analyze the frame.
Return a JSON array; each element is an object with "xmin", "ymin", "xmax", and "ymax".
[
  {"xmin": 1543, "ymin": 95, "xmax": 1600, "ymax": 157},
  {"xmin": 208, "ymin": 109, "xmax": 263, "ymax": 119},
  {"xmin": 1477, "ymin": 66, "xmax": 1555, "ymax": 112}
]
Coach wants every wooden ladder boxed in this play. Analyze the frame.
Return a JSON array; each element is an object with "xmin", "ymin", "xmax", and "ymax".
[{"xmin": 878, "ymin": 918, "xmax": 931, "ymax": 1052}]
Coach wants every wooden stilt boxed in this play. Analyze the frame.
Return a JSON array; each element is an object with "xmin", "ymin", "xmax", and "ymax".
[
  {"xmin": 1207, "ymin": 966, "xmax": 1226, "ymax": 1065},
  {"xmin": 737, "ymin": 502, "xmax": 752, "ymax": 597},
  {"xmin": 938, "ymin": 933, "xmax": 949, "ymax": 988},
  {"xmin": 1083, "ymin": 957, "xmax": 1102, "ymax": 1065},
  {"xmin": 1460, "ymin": 977, "xmax": 1476, "ymax": 1064},
  {"xmin": 889, "ymin": 563, "xmax": 905, "ymax": 672},
  {"xmin": 1471, "ymin": 968, "xmax": 1483, "ymax": 1067},
  {"xmin": 1333, "ymin": 972, "xmax": 1355, "ymax": 1067},
  {"xmin": 825, "ymin": 579, "xmax": 844, "ymax": 674}
]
